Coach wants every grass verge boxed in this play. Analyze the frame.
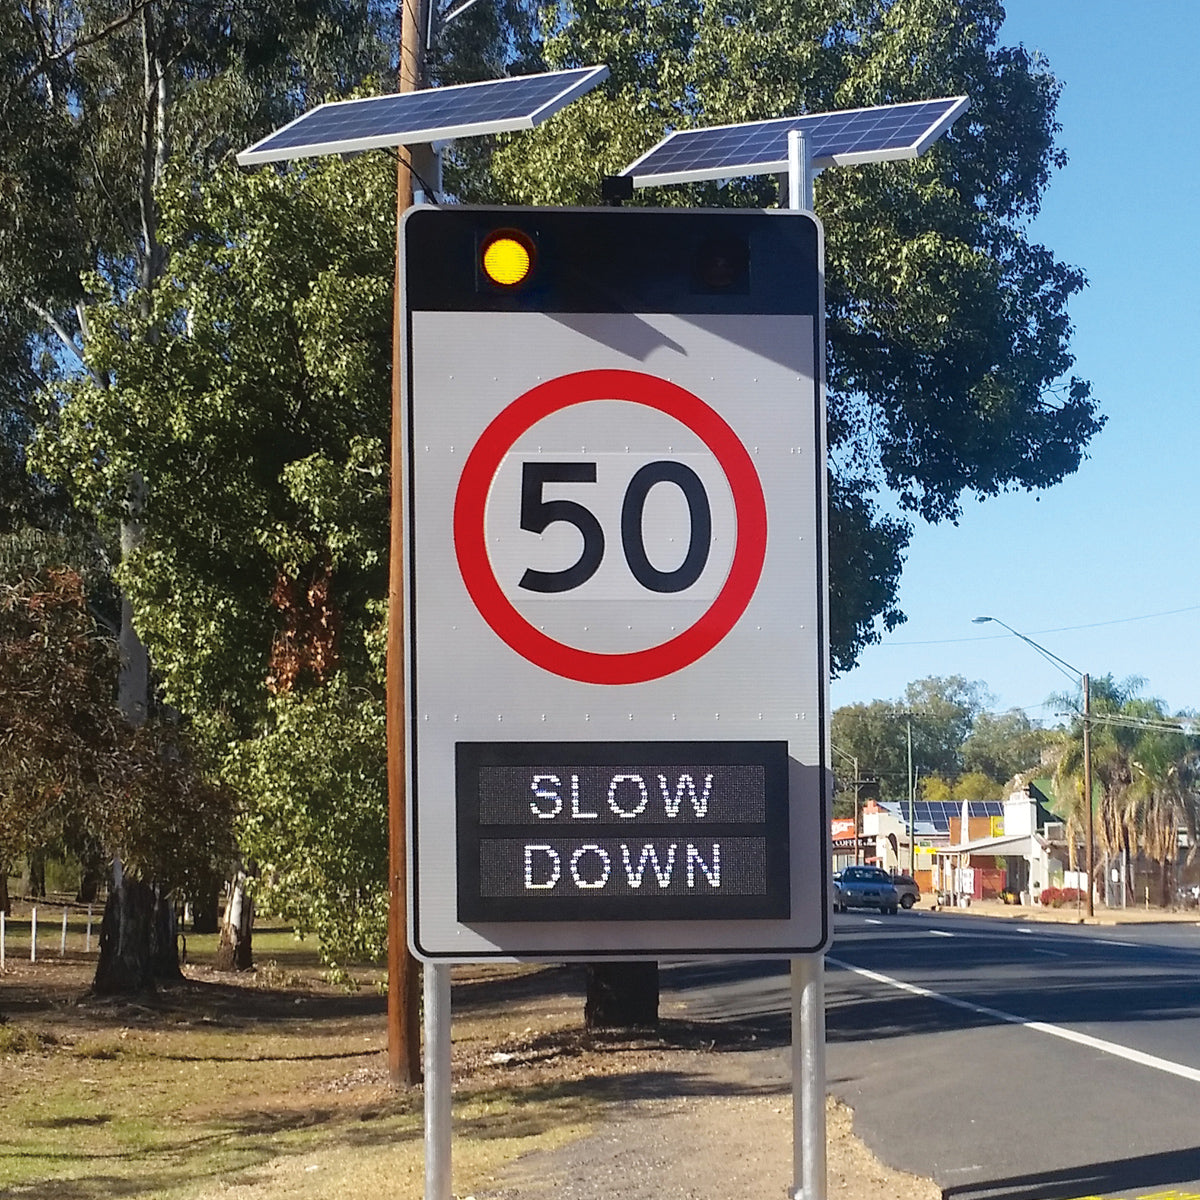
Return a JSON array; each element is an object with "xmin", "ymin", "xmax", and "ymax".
[{"xmin": 0, "ymin": 925, "xmax": 629, "ymax": 1200}]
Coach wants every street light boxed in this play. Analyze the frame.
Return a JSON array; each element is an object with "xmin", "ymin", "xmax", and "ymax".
[{"xmin": 972, "ymin": 615, "xmax": 1094, "ymax": 918}]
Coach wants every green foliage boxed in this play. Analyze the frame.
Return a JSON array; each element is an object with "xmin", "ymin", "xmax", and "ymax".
[
  {"xmin": 833, "ymin": 675, "xmax": 992, "ymax": 801},
  {"xmin": 223, "ymin": 678, "xmax": 388, "ymax": 973},
  {"xmin": 962, "ymin": 707, "xmax": 1053, "ymax": 783},
  {"xmin": 22, "ymin": 0, "xmax": 1108, "ymax": 962},
  {"xmin": 34, "ymin": 155, "xmax": 395, "ymax": 725},
  {"xmin": 32, "ymin": 149, "xmax": 396, "ymax": 965},
  {"xmin": 953, "ymin": 769, "xmax": 1002, "ymax": 801}
]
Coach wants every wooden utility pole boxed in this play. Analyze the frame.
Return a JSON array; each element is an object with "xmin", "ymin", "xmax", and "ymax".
[{"xmin": 386, "ymin": 0, "xmax": 429, "ymax": 1088}]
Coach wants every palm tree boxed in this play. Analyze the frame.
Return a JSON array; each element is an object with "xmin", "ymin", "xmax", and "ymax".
[
  {"xmin": 1054, "ymin": 677, "xmax": 1199, "ymax": 906},
  {"xmin": 1053, "ymin": 676, "xmax": 1146, "ymax": 900},
  {"xmin": 1128, "ymin": 725, "xmax": 1200, "ymax": 906}
]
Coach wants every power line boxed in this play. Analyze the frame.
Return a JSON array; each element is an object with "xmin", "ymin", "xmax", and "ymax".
[{"xmin": 879, "ymin": 602, "xmax": 1200, "ymax": 647}]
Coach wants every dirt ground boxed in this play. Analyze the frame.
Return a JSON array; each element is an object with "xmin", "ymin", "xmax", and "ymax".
[
  {"xmin": 0, "ymin": 930, "xmax": 938, "ymax": 1200},
  {"xmin": 472, "ymin": 1058, "xmax": 939, "ymax": 1200}
]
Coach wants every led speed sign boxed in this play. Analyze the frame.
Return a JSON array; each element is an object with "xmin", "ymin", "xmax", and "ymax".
[{"xmin": 401, "ymin": 205, "xmax": 830, "ymax": 961}]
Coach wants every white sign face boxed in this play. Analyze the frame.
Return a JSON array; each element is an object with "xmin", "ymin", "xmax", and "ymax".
[{"xmin": 402, "ymin": 206, "xmax": 830, "ymax": 960}]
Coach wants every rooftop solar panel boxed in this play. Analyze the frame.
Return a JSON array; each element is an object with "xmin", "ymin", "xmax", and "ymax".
[
  {"xmin": 237, "ymin": 66, "xmax": 609, "ymax": 165},
  {"xmin": 621, "ymin": 95, "xmax": 969, "ymax": 188},
  {"xmin": 878, "ymin": 798, "xmax": 1004, "ymax": 835}
]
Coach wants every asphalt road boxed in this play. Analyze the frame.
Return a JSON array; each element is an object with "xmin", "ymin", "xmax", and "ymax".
[{"xmin": 662, "ymin": 910, "xmax": 1200, "ymax": 1200}]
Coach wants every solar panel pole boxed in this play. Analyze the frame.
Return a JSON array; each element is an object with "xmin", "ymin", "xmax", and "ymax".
[
  {"xmin": 786, "ymin": 124, "xmax": 828, "ymax": 1200},
  {"xmin": 787, "ymin": 128, "xmax": 815, "ymax": 211}
]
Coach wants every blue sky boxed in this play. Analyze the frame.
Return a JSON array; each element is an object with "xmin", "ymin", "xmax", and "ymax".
[{"xmin": 831, "ymin": 0, "xmax": 1200, "ymax": 723}]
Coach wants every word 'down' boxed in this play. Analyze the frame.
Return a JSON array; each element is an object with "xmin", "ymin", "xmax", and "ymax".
[{"xmin": 525, "ymin": 841, "xmax": 721, "ymax": 891}]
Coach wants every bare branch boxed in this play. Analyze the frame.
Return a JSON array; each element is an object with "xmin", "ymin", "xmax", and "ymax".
[
  {"xmin": 24, "ymin": 297, "xmax": 85, "ymax": 365},
  {"xmin": 17, "ymin": 0, "xmax": 156, "ymax": 95},
  {"xmin": 24, "ymin": 298, "xmax": 107, "ymax": 388}
]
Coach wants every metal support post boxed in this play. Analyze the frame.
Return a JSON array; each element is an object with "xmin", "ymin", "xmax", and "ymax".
[
  {"xmin": 424, "ymin": 962, "xmax": 453, "ymax": 1200},
  {"xmin": 787, "ymin": 124, "xmax": 825, "ymax": 1200},
  {"xmin": 791, "ymin": 954, "xmax": 827, "ymax": 1200},
  {"xmin": 787, "ymin": 129, "xmax": 813, "ymax": 211}
]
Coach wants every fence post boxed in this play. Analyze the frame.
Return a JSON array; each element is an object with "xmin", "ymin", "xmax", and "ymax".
[
  {"xmin": 61, "ymin": 907, "xmax": 69, "ymax": 956},
  {"xmin": 86, "ymin": 904, "xmax": 93, "ymax": 953},
  {"xmin": 1, "ymin": 909, "xmax": 5, "ymax": 969},
  {"xmin": 30, "ymin": 905, "xmax": 37, "ymax": 963}
]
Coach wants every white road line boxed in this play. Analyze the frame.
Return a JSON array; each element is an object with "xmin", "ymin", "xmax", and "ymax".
[
  {"xmin": 1094, "ymin": 938, "xmax": 1138, "ymax": 947},
  {"xmin": 828, "ymin": 956, "xmax": 1200, "ymax": 1085},
  {"xmin": 864, "ymin": 918, "xmax": 882, "ymax": 925},
  {"xmin": 930, "ymin": 930, "xmax": 955, "ymax": 937},
  {"xmin": 1031, "ymin": 948, "xmax": 1068, "ymax": 957}
]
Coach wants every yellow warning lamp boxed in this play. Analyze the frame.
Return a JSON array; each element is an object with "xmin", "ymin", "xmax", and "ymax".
[{"xmin": 480, "ymin": 229, "xmax": 536, "ymax": 289}]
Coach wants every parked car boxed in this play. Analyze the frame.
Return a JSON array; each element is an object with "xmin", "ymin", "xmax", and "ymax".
[
  {"xmin": 833, "ymin": 866, "xmax": 899, "ymax": 914},
  {"xmin": 890, "ymin": 872, "xmax": 921, "ymax": 909}
]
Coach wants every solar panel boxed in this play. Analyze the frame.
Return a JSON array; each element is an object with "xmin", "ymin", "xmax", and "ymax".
[
  {"xmin": 621, "ymin": 95, "xmax": 969, "ymax": 188},
  {"xmin": 237, "ymin": 66, "xmax": 610, "ymax": 165},
  {"xmin": 878, "ymin": 798, "xmax": 1004, "ymax": 836}
]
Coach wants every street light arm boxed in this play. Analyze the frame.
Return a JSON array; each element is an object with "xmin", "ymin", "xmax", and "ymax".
[
  {"xmin": 972, "ymin": 616, "xmax": 1082, "ymax": 684},
  {"xmin": 831, "ymin": 744, "xmax": 858, "ymax": 770}
]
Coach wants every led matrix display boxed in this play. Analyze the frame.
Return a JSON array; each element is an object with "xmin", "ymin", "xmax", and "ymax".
[{"xmin": 455, "ymin": 741, "xmax": 790, "ymax": 922}]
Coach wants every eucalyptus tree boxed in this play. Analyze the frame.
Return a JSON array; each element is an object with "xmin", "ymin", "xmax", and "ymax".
[
  {"xmin": 832, "ymin": 675, "xmax": 991, "ymax": 801},
  {"xmin": 35, "ymin": 151, "xmax": 397, "ymax": 969},
  {"xmin": 963, "ymin": 708, "xmax": 1054, "ymax": 785},
  {"xmin": 9, "ymin": 0, "xmax": 393, "ymax": 988}
]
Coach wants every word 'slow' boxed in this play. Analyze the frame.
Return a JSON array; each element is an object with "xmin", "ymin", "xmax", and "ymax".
[{"xmin": 529, "ymin": 773, "xmax": 714, "ymax": 820}]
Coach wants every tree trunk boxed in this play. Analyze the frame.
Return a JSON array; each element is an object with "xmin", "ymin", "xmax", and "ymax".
[
  {"xmin": 93, "ymin": 878, "xmax": 181, "ymax": 994},
  {"xmin": 149, "ymin": 889, "xmax": 183, "ymax": 982},
  {"xmin": 189, "ymin": 875, "xmax": 221, "ymax": 935},
  {"xmin": 93, "ymin": 877, "xmax": 156, "ymax": 994},
  {"xmin": 214, "ymin": 870, "xmax": 254, "ymax": 972},
  {"xmin": 28, "ymin": 848, "xmax": 46, "ymax": 898},
  {"xmin": 76, "ymin": 848, "xmax": 106, "ymax": 904},
  {"xmin": 584, "ymin": 962, "xmax": 659, "ymax": 1030}
]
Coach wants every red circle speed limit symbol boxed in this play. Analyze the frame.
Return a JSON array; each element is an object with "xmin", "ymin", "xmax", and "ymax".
[{"xmin": 453, "ymin": 369, "xmax": 767, "ymax": 685}]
